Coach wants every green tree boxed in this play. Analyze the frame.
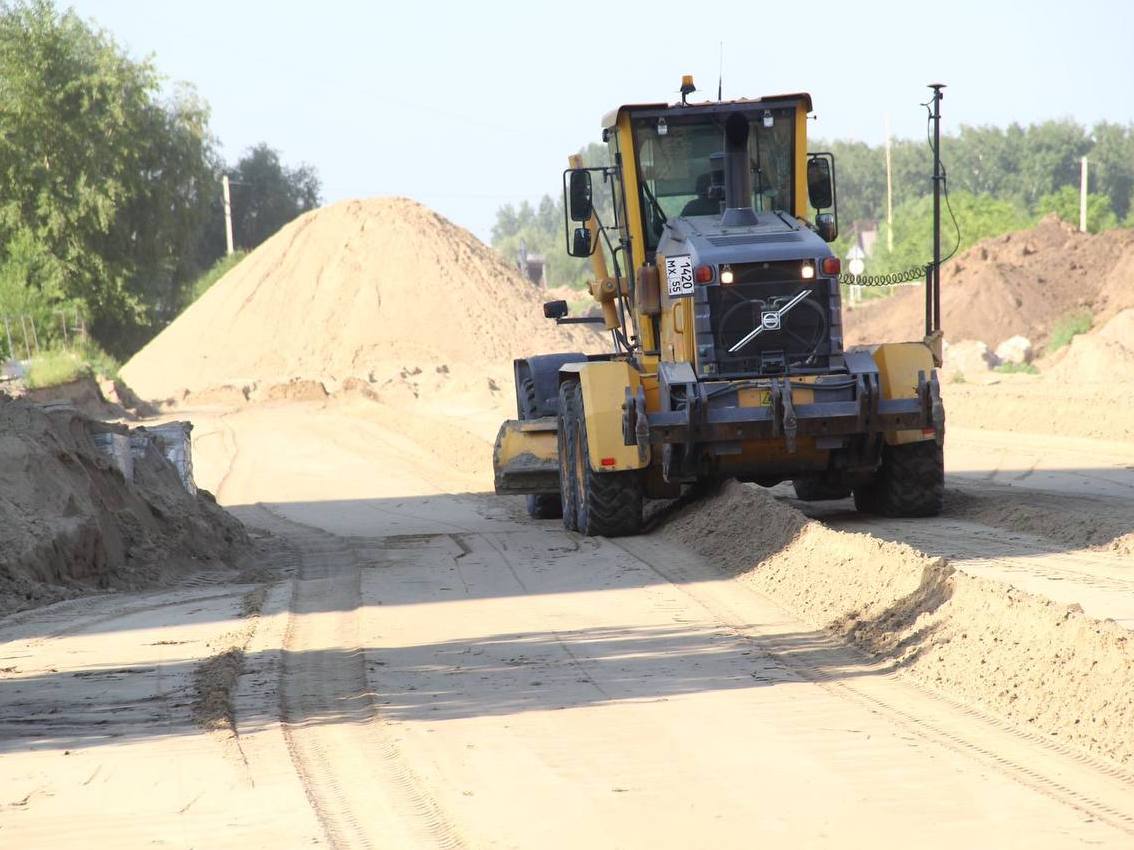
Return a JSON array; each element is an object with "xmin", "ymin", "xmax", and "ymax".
[
  {"xmin": 1090, "ymin": 121, "xmax": 1134, "ymax": 221},
  {"xmin": 869, "ymin": 191, "xmax": 1032, "ymax": 275},
  {"xmin": 224, "ymin": 143, "xmax": 321, "ymax": 251},
  {"xmin": 491, "ymin": 142, "xmax": 610, "ymax": 290},
  {"xmin": 1035, "ymin": 186, "xmax": 1118, "ymax": 233},
  {"xmin": 0, "ymin": 0, "xmax": 221, "ymax": 355}
]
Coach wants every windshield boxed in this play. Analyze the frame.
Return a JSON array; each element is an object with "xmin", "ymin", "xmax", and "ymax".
[{"xmin": 632, "ymin": 107, "xmax": 795, "ymax": 249}]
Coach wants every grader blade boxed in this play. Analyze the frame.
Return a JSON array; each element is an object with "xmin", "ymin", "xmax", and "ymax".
[{"xmin": 492, "ymin": 417, "xmax": 560, "ymax": 495}]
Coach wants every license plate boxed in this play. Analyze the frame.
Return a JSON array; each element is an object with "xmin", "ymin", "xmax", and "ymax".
[{"xmin": 665, "ymin": 254, "xmax": 694, "ymax": 298}]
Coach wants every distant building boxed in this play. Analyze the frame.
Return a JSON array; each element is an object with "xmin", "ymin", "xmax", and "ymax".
[
  {"xmin": 517, "ymin": 241, "xmax": 547, "ymax": 286},
  {"xmin": 848, "ymin": 219, "xmax": 879, "ymax": 257}
]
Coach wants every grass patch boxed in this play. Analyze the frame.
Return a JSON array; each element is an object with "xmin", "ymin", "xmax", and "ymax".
[
  {"xmin": 187, "ymin": 251, "xmax": 246, "ymax": 305},
  {"xmin": 1046, "ymin": 309, "xmax": 1092, "ymax": 353},
  {"xmin": 994, "ymin": 362, "xmax": 1039, "ymax": 375},
  {"xmin": 25, "ymin": 343, "xmax": 120, "ymax": 389},
  {"xmin": 25, "ymin": 349, "xmax": 88, "ymax": 388}
]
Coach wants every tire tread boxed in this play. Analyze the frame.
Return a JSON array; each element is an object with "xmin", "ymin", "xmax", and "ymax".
[{"xmin": 854, "ymin": 440, "xmax": 943, "ymax": 517}]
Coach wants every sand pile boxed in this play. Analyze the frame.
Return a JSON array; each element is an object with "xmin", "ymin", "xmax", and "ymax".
[
  {"xmin": 1046, "ymin": 308, "xmax": 1134, "ymax": 382},
  {"xmin": 121, "ymin": 198, "xmax": 598, "ymax": 402},
  {"xmin": 0, "ymin": 397, "xmax": 248, "ymax": 616},
  {"xmin": 658, "ymin": 480, "xmax": 1134, "ymax": 765},
  {"xmin": 845, "ymin": 216, "xmax": 1134, "ymax": 349}
]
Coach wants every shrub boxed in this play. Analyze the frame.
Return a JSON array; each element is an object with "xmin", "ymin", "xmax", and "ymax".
[
  {"xmin": 994, "ymin": 362, "xmax": 1039, "ymax": 375},
  {"xmin": 1046, "ymin": 310, "xmax": 1092, "ymax": 352},
  {"xmin": 185, "ymin": 251, "xmax": 246, "ymax": 308},
  {"xmin": 24, "ymin": 342, "xmax": 119, "ymax": 389},
  {"xmin": 1036, "ymin": 187, "xmax": 1119, "ymax": 234}
]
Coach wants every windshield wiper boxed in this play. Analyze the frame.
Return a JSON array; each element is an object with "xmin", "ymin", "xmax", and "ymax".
[
  {"xmin": 641, "ymin": 181, "xmax": 668, "ymax": 229},
  {"xmin": 773, "ymin": 210, "xmax": 797, "ymax": 228}
]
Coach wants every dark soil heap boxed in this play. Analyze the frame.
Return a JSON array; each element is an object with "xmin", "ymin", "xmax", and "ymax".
[
  {"xmin": 845, "ymin": 215, "xmax": 1134, "ymax": 348},
  {"xmin": 0, "ymin": 397, "xmax": 248, "ymax": 615}
]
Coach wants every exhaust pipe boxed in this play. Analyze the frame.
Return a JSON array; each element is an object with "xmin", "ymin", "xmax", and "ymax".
[{"xmin": 721, "ymin": 112, "xmax": 757, "ymax": 227}]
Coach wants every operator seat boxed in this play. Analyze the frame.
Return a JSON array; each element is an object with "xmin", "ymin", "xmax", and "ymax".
[{"xmin": 681, "ymin": 172, "xmax": 722, "ymax": 217}]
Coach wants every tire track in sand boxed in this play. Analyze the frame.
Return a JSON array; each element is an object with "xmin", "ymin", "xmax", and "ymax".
[{"xmin": 264, "ymin": 507, "xmax": 466, "ymax": 850}]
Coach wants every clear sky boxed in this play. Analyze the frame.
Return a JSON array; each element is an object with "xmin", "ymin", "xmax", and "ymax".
[{"xmin": 67, "ymin": 0, "xmax": 1134, "ymax": 241}]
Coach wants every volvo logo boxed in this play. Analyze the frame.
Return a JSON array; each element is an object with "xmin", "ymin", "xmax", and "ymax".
[{"xmin": 729, "ymin": 290, "xmax": 810, "ymax": 354}]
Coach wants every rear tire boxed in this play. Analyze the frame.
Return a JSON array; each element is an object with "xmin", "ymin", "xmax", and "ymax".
[
  {"xmin": 853, "ymin": 440, "xmax": 944, "ymax": 517},
  {"xmin": 569, "ymin": 383, "xmax": 643, "ymax": 537},
  {"xmin": 518, "ymin": 376, "xmax": 562, "ymax": 520},
  {"xmin": 557, "ymin": 381, "xmax": 580, "ymax": 531}
]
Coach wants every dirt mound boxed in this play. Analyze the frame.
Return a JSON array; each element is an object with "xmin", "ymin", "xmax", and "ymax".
[
  {"xmin": 21, "ymin": 375, "xmax": 129, "ymax": 420},
  {"xmin": 0, "ymin": 397, "xmax": 248, "ymax": 616},
  {"xmin": 1094, "ymin": 307, "xmax": 1134, "ymax": 346},
  {"xmin": 121, "ymin": 197, "xmax": 598, "ymax": 402},
  {"xmin": 1049, "ymin": 335, "xmax": 1134, "ymax": 382},
  {"xmin": 1045, "ymin": 308, "xmax": 1134, "ymax": 382},
  {"xmin": 659, "ymin": 480, "xmax": 1134, "ymax": 766},
  {"xmin": 845, "ymin": 216, "xmax": 1134, "ymax": 348},
  {"xmin": 1095, "ymin": 243, "xmax": 1134, "ymax": 319}
]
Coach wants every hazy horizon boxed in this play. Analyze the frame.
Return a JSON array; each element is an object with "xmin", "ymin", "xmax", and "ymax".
[{"xmin": 66, "ymin": 0, "xmax": 1134, "ymax": 241}]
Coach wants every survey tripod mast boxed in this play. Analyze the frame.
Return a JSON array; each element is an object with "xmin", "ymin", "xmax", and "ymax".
[{"xmin": 926, "ymin": 83, "xmax": 945, "ymax": 338}]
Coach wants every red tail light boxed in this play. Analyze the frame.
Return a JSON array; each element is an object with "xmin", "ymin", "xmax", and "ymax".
[
  {"xmin": 821, "ymin": 257, "xmax": 841, "ymax": 276},
  {"xmin": 694, "ymin": 264, "xmax": 714, "ymax": 283}
]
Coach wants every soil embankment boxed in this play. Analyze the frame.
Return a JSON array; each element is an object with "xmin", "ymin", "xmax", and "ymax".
[{"xmin": 0, "ymin": 398, "xmax": 248, "ymax": 616}]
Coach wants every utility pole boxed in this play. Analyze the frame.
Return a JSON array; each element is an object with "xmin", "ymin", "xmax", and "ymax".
[
  {"xmin": 884, "ymin": 113, "xmax": 894, "ymax": 252},
  {"xmin": 222, "ymin": 174, "xmax": 235, "ymax": 256},
  {"xmin": 928, "ymin": 83, "xmax": 945, "ymax": 337},
  {"xmin": 1079, "ymin": 156, "xmax": 1088, "ymax": 233}
]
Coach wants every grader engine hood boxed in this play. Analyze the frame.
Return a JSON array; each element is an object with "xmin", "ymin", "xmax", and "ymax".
[{"xmin": 658, "ymin": 215, "xmax": 842, "ymax": 378}]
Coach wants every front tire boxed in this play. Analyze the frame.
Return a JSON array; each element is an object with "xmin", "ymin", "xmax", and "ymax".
[
  {"xmin": 568, "ymin": 382, "xmax": 643, "ymax": 537},
  {"xmin": 557, "ymin": 381, "xmax": 581, "ymax": 531},
  {"xmin": 853, "ymin": 440, "xmax": 944, "ymax": 517}
]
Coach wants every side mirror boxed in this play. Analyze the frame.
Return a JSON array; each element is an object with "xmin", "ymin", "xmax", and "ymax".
[
  {"xmin": 816, "ymin": 213, "xmax": 838, "ymax": 243},
  {"xmin": 568, "ymin": 170, "xmax": 593, "ymax": 222},
  {"xmin": 569, "ymin": 226, "xmax": 593, "ymax": 257},
  {"xmin": 543, "ymin": 300, "xmax": 568, "ymax": 320},
  {"xmin": 807, "ymin": 157, "xmax": 833, "ymax": 210}
]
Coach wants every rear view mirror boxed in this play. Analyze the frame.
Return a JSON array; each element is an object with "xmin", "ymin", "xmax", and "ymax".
[
  {"xmin": 543, "ymin": 300, "xmax": 568, "ymax": 320},
  {"xmin": 807, "ymin": 157, "xmax": 833, "ymax": 210},
  {"xmin": 816, "ymin": 213, "xmax": 837, "ymax": 243},
  {"xmin": 568, "ymin": 170, "xmax": 593, "ymax": 222},
  {"xmin": 570, "ymin": 226, "xmax": 593, "ymax": 257}
]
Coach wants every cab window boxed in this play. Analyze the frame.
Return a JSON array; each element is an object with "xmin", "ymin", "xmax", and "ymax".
[{"xmin": 631, "ymin": 107, "xmax": 795, "ymax": 250}]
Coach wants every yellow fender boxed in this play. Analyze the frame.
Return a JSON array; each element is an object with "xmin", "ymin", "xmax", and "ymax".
[
  {"xmin": 872, "ymin": 342, "xmax": 940, "ymax": 446},
  {"xmin": 565, "ymin": 361, "xmax": 650, "ymax": 472}
]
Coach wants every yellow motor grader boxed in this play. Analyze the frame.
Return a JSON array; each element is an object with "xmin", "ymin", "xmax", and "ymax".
[{"xmin": 494, "ymin": 78, "xmax": 946, "ymax": 536}]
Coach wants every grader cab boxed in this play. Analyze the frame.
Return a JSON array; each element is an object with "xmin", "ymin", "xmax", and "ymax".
[{"xmin": 494, "ymin": 78, "xmax": 946, "ymax": 536}]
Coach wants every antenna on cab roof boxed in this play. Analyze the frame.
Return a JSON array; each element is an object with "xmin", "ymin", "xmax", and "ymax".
[{"xmin": 718, "ymin": 42, "xmax": 723, "ymax": 101}]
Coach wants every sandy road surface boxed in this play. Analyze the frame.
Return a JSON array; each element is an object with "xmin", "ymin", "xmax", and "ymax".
[{"xmin": 2, "ymin": 399, "xmax": 1134, "ymax": 848}]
